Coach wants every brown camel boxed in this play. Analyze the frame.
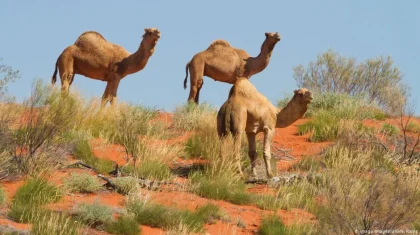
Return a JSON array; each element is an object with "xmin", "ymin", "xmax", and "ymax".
[
  {"xmin": 217, "ymin": 79, "xmax": 312, "ymax": 178},
  {"xmin": 51, "ymin": 28, "xmax": 160, "ymax": 106},
  {"xmin": 183, "ymin": 32, "xmax": 281, "ymax": 103}
]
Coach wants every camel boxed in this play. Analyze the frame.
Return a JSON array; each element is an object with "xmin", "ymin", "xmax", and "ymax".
[
  {"xmin": 51, "ymin": 28, "xmax": 161, "ymax": 106},
  {"xmin": 183, "ymin": 32, "xmax": 281, "ymax": 103},
  {"xmin": 217, "ymin": 79, "xmax": 313, "ymax": 178}
]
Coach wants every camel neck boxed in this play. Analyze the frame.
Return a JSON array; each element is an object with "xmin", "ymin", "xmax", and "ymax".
[
  {"xmin": 275, "ymin": 98, "xmax": 308, "ymax": 128},
  {"xmin": 124, "ymin": 40, "xmax": 155, "ymax": 75},
  {"xmin": 246, "ymin": 40, "xmax": 277, "ymax": 75}
]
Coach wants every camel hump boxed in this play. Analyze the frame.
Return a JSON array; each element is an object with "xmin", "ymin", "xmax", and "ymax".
[
  {"xmin": 207, "ymin": 39, "xmax": 231, "ymax": 49},
  {"xmin": 75, "ymin": 31, "xmax": 107, "ymax": 43}
]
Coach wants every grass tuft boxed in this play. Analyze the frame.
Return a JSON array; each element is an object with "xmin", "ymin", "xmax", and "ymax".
[
  {"xmin": 105, "ymin": 215, "xmax": 140, "ymax": 235},
  {"xmin": 73, "ymin": 138, "xmax": 114, "ymax": 174},
  {"xmin": 112, "ymin": 176, "xmax": 139, "ymax": 195},
  {"xmin": 31, "ymin": 211, "xmax": 83, "ymax": 235},
  {"xmin": 0, "ymin": 186, "xmax": 5, "ymax": 205},
  {"xmin": 63, "ymin": 172, "xmax": 103, "ymax": 193},
  {"xmin": 75, "ymin": 201, "xmax": 113, "ymax": 226},
  {"xmin": 8, "ymin": 178, "xmax": 62, "ymax": 222},
  {"xmin": 381, "ymin": 123, "xmax": 400, "ymax": 135}
]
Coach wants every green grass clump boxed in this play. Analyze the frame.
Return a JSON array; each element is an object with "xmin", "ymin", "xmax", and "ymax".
[
  {"xmin": 0, "ymin": 187, "xmax": 5, "ymax": 205},
  {"xmin": 381, "ymin": 123, "xmax": 400, "ymax": 136},
  {"xmin": 172, "ymin": 103, "xmax": 216, "ymax": 131},
  {"xmin": 190, "ymin": 173, "xmax": 252, "ymax": 205},
  {"xmin": 291, "ymin": 156, "xmax": 322, "ymax": 172},
  {"xmin": 73, "ymin": 138, "xmax": 114, "ymax": 174},
  {"xmin": 63, "ymin": 172, "xmax": 103, "ymax": 193},
  {"xmin": 106, "ymin": 215, "xmax": 141, "ymax": 235},
  {"xmin": 406, "ymin": 121, "xmax": 420, "ymax": 133},
  {"xmin": 75, "ymin": 201, "xmax": 113, "ymax": 226},
  {"xmin": 135, "ymin": 160, "xmax": 172, "ymax": 181},
  {"xmin": 31, "ymin": 211, "xmax": 83, "ymax": 235},
  {"xmin": 258, "ymin": 217, "xmax": 288, "ymax": 235},
  {"xmin": 112, "ymin": 176, "xmax": 139, "ymax": 195},
  {"xmin": 8, "ymin": 178, "xmax": 62, "ymax": 222},
  {"xmin": 127, "ymin": 198, "xmax": 224, "ymax": 232}
]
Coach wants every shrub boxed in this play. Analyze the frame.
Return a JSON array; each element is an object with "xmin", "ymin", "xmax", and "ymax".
[
  {"xmin": 112, "ymin": 176, "xmax": 139, "ymax": 195},
  {"xmin": 106, "ymin": 215, "xmax": 140, "ymax": 235},
  {"xmin": 75, "ymin": 201, "xmax": 113, "ymax": 226},
  {"xmin": 31, "ymin": 211, "xmax": 82, "ymax": 235},
  {"xmin": 291, "ymin": 156, "xmax": 321, "ymax": 172},
  {"xmin": 73, "ymin": 138, "xmax": 114, "ymax": 174},
  {"xmin": 258, "ymin": 217, "xmax": 287, "ymax": 235},
  {"xmin": 8, "ymin": 80, "xmax": 82, "ymax": 175},
  {"xmin": 172, "ymin": 103, "xmax": 216, "ymax": 131},
  {"xmin": 381, "ymin": 123, "xmax": 400, "ymax": 136},
  {"xmin": 127, "ymin": 196, "xmax": 224, "ymax": 232},
  {"xmin": 0, "ymin": 186, "xmax": 5, "ymax": 205},
  {"xmin": 406, "ymin": 121, "xmax": 420, "ymax": 133},
  {"xmin": 293, "ymin": 49, "xmax": 407, "ymax": 112},
  {"xmin": 63, "ymin": 172, "xmax": 103, "ymax": 193},
  {"xmin": 9, "ymin": 178, "xmax": 62, "ymax": 222},
  {"xmin": 135, "ymin": 159, "xmax": 172, "ymax": 181},
  {"xmin": 315, "ymin": 169, "xmax": 420, "ymax": 234}
]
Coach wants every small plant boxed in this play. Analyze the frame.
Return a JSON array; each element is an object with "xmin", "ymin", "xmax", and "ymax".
[
  {"xmin": 64, "ymin": 172, "xmax": 103, "ymax": 193},
  {"xmin": 73, "ymin": 138, "xmax": 114, "ymax": 174},
  {"xmin": 258, "ymin": 217, "xmax": 287, "ymax": 235},
  {"xmin": 112, "ymin": 176, "xmax": 139, "ymax": 195},
  {"xmin": 75, "ymin": 201, "xmax": 113, "ymax": 226},
  {"xmin": 381, "ymin": 123, "xmax": 400, "ymax": 135},
  {"xmin": 127, "ymin": 196, "xmax": 224, "ymax": 232},
  {"xmin": 0, "ymin": 186, "xmax": 5, "ymax": 205},
  {"xmin": 172, "ymin": 103, "xmax": 216, "ymax": 131},
  {"xmin": 406, "ymin": 121, "xmax": 420, "ymax": 133},
  {"xmin": 292, "ymin": 156, "xmax": 321, "ymax": 172},
  {"xmin": 105, "ymin": 215, "xmax": 140, "ymax": 235},
  {"xmin": 135, "ymin": 160, "xmax": 172, "ymax": 181},
  {"xmin": 31, "ymin": 211, "xmax": 82, "ymax": 235},
  {"xmin": 9, "ymin": 178, "xmax": 62, "ymax": 222}
]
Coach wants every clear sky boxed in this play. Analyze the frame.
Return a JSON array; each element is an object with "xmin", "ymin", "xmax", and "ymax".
[{"xmin": 1, "ymin": 1, "xmax": 419, "ymax": 113}]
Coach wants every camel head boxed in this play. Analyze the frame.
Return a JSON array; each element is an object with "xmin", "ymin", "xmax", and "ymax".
[
  {"xmin": 293, "ymin": 88, "xmax": 313, "ymax": 105},
  {"xmin": 265, "ymin": 32, "xmax": 281, "ymax": 42},
  {"xmin": 143, "ymin": 28, "xmax": 161, "ymax": 47}
]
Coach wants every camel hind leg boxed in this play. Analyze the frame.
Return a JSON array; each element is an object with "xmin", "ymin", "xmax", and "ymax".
[
  {"xmin": 187, "ymin": 60, "xmax": 204, "ymax": 104},
  {"xmin": 57, "ymin": 48, "xmax": 75, "ymax": 94}
]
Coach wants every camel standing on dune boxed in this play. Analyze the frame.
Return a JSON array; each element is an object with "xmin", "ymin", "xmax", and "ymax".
[
  {"xmin": 183, "ymin": 32, "xmax": 281, "ymax": 103},
  {"xmin": 217, "ymin": 79, "xmax": 312, "ymax": 178},
  {"xmin": 51, "ymin": 28, "xmax": 161, "ymax": 106}
]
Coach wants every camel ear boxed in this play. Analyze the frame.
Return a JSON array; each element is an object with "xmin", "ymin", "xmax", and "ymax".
[
  {"xmin": 144, "ymin": 28, "xmax": 148, "ymax": 33},
  {"xmin": 265, "ymin": 32, "xmax": 269, "ymax": 37}
]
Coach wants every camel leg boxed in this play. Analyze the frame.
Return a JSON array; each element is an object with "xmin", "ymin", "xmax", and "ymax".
[
  {"xmin": 233, "ymin": 133, "xmax": 244, "ymax": 176},
  {"xmin": 188, "ymin": 61, "xmax": 204, "ymax": 103},
  {"xmin": 194, "ymin": 79, "xmax": 204, "ymax": 104},
  {"xmin": 247, "ymin": 133, "xmax": 258, "ymax": 177},
  {"xmin": 102, "ymin": 76, "xmax": 121, "ymax": 107},
  {"xmin": 262, "ymin": 128, "xmax": 274, "ymax": 178}
]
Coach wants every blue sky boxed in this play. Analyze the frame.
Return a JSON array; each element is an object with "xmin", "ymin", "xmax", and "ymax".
[{"xmin": 1, "ymin": 1, "xmax": 419, "ymax": 113}]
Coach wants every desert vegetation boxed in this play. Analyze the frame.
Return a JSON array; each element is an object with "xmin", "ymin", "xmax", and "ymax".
[{"xmin": 1, "ymin": 49, "xmax": 419, "ymax": 235}]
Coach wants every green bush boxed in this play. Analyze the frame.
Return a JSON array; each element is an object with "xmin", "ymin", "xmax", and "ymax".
[
  {"xmin": 127, "ymin": 198, "xmax": 224, "ymax": 232},
  {"xmin": 75, "ymin": 201, "xmax": 113, "ymax": 226},
  {"xmin": 112, "ymin": 176, "xmax": 139, "ymax": 195},
  {"xmin": 31, "ymin": 211, "xmax": 82, "ymax": 235},
  {"xmin": 106, "ymin": 215, "xmax": 140, "ymax": 235},
  {"xmin": 9, "ymin": 178, "xmax": 62, "ymax": 222},
  {"xmin": 258, "ymin": 217, "xmax": 288, "ymax": 235},
  {"xmin": 172, "ymin": 103, "xmax": 216, "ymax": 131},
  {"xmin": 406, "ymin": 121, "xmax": 420, "ymax": 133},
  {"xmin": 63, "ymin": 172, "xmax": 103, "ymax": 193},
  {"xmin": 381, "ymin": 123, "xmax": 400, "ymax": 136},
  {"xmin": 0, "ymin": 186, "xmax": 5, "ymax": 205},
  {"xmin": 73, "ymin": 138, "xmax": 114, "ymax": 174},
  {"xmin": 190, "ymin": 173, "xmax": 252, "ymax": 205},
  {"xmin": 135, "ymin": 160, "xmax": 172, "ymax": 181}
]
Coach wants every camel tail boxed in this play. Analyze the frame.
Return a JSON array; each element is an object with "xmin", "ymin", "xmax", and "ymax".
[
  {"xmin": 51, "ymin": 60, "xmax": 58, "ymax": 85},
  {"xmin": 184, "ymin": 61, "xmax": 191, "ymax": 89}
]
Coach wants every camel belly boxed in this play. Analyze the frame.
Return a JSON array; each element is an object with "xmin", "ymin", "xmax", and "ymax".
[
  {"xmin": 204, "ymin": 66, "xmax": 237, "ymax": 84},
  {"xmin": 74, "ymin": 60, "xmax": 108, "ymax": 80}
]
